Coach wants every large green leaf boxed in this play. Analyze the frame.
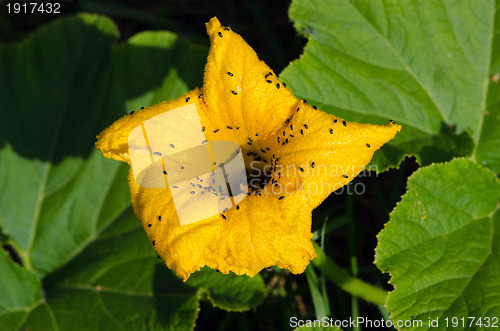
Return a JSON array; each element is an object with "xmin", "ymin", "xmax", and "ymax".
[
  {"xmin": 375, "ymin": 159, "xmax": 500, "ymax": 330},
  {"xmin": 281, "ymin": 0, "xmax": 499, "ymax": 171},
  {"xmin": 474, "ymin": 0, "xmax": 500, "ymax": 173},
  {"xmin": 0, "ymin": 249, "xmax": 42, "ymax": 330},
  {"xmin": 0, "ymin": 14, "xmax": 266, "ymax": 330}
]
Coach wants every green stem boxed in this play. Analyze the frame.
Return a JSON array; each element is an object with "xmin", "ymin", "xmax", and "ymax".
[
  {"xmin": 346, "ymin": 191, "xmax": 359, "ymax": 330},
  {"xmin": 311, "ymin": 243, "xmax": 387, "ymax": 306},
  {"xmin": 319, "ymin": 217, "xmax": 331, "ymax": 317}
]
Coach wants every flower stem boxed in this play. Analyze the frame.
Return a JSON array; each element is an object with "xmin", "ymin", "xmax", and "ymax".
[{"xmin": 311, "ymin": 242, "xmax": 387, "ymax": 306}]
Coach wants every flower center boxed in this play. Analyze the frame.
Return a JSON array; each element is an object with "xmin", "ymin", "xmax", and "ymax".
[{"xmin": 243, "ymin": 146, "xmax": 281, "ymax": 196}]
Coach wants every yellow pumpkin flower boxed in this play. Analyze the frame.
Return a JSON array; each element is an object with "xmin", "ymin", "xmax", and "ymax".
[{"xmin": 96, "ymin": 17, "xmax": 401, "ymax": 281}]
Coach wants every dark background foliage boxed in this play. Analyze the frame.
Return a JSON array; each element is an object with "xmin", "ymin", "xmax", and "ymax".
[{"xmin": 1, "ymin": 0, "xmax": 305, "ymax": 74}]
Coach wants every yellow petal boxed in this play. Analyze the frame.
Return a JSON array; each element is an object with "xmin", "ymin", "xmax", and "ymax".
[
  {"xmin": 266, "ymin": 104, "xmax": 401, "ymax": 208},
  {"xmin": 130, "ymin": 171, "xmax": 316, "ymax": 280},
  {"xmin": 201, "ymin": 17, "xmax": 299, "ymax": 140},
  {"xmin": 96, "ymin": 88, "xmax": 206, "ymax": 163}
]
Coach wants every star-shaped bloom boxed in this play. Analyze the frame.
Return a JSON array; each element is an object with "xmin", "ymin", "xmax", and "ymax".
[{"xmin": 96, "ymin": 17, "xmax": 401, "ymax": 281}]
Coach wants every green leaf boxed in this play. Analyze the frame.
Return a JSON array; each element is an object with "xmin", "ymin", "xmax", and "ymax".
[
  {"xmin": 375, "ymin": 159, "xmax": 500, "ymax": 329},
  {"xmin": 0, "ymin": 13, "xmax": 120, "ymax": 273},
  {"xmin": 0, "ymin": 14, "xmax": 266, "ymax": 330},
  {"xmin": 24, "ymin": 208, "xmax": 200, "ymax": 331},
  {"xmin": 474, "ymin": 1, "xmax": 500, "ymax": 173},
  {"xmin": 0, "ymin": 249, "xmax": 42, "ymax": 330},
  {"xmin": 186, "ymin": 267, "xmax": 267, "ymax": 311},
  {"xmin": 281, "ymin": 0, "xmax": 498, "ymax": 171}
]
